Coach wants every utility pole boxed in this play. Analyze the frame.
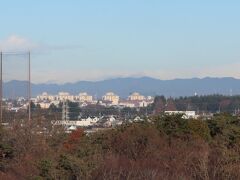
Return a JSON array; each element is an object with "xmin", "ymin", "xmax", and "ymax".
[
  {"xmin": 28, "ymin": 51, "xmax": 31, "ymax": 122},
  {"xmin": 0, "ymin": 52, "xmax": 2, "ymax": 123},
  {"xmin": 62, "ymin": 100, "xmax": 67, "ymax": 121}
]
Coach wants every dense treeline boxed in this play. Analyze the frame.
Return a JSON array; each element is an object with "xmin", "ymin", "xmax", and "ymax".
[
  {"xmin": 1, "ymin": 113, "xmax": 240, "ymax": 179},
  {"xmin": 152, "ymin": 95, "xmax": 240, "ymax": 114},
  {"xmin": 25, "ymin": 95, "xmax": 240, "ymax": 123},
  {"xmin": 49, "ymin": 95, "xmax": 240, "ymax": 119}
]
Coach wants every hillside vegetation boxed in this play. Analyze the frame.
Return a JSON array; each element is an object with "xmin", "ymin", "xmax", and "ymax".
[{"xmin": 1, "ymin": 113, "xmax": 240, "ymax": 179}]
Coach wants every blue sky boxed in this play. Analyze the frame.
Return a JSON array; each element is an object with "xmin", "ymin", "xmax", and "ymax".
[{"xmin": 0, "ymin": 0, "xmax": 240, "ymax": 83}]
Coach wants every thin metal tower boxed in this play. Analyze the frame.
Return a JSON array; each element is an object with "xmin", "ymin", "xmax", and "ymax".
[
  {"xmin": 28, "ymin": 51, "xmax": 31, "ymax": 122},
  {"xmin": 0, "ymin": 51, "xmax": 31, "ymax": 123},
  {"xmin": 0, "ymin": 52, "xmax": 2, "ymax": 123}
]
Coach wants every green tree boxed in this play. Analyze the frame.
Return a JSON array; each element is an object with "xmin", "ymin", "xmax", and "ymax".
[
  {"xmin": 188, "ymin": 119, "xmax": 211, "ymax": 141},
  {"xmin": 37, "ymin": 159, "xmax": 53, "ymax": 179},
  {"xmin": 154, "ymin": 114, "xmax": 190, "ymax": 146},
  {"xmin": 208, "ymin": 113, "xmax": 240, "ymax": 147}
]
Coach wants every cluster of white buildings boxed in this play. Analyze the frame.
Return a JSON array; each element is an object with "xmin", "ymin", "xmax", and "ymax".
[
  {"xmin": 36, "ymin": 92, "xmax": 93, "ymax": 102},
  {"xmin": 34, "ymin": 91, "xmax": 154, "ymax": 109},
  {"xmin": 100, "ymin": 92, "xmax": 153, "ymax": 107},
  {"xmin": 53, "ymin": 115, "xmax": 145, "ymax": 133},
  {"xmin": 54, "ymin": 116, "xmax": 121, "ymax": 133},
  {"xmin": 35, "ymin": 92, "xmax": 95, "ymax": 109},
  {"xmin": 164, "ymin": 111, "xmax": 199, "ymax": 119},
  {"xmin": 4, "ymin": 97, "xmax": 28, "ymax": 112}
]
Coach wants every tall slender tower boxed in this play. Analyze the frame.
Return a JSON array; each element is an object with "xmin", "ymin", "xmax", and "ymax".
[
  {"xmin": 62, "ymin": 100, "xmax": 69, "ymax": 121},
  {"xmin": 0, "ymin": 52, "xmax": 2, "ymax": 123}
]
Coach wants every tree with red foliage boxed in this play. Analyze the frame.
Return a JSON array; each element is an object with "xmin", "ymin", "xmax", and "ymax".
[{"xmin": 63, "ymin": 128, "xmax": 84, "ymax": 152}]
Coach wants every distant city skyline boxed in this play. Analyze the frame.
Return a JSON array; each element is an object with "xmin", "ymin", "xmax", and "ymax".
[{"xmin": 0, "ymin": 1, "xmax": 240, "ymax": 83}]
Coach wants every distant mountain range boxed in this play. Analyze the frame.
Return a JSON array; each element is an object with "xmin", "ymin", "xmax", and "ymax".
[{"xmin": 3, "ymin": 77, "xmax": 240, "ymax": 98}]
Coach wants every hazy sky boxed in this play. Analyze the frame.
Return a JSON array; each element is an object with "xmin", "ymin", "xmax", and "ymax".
[{"xmin": 0, "ymin": 0, "xmax": 240, "ymax": 83}]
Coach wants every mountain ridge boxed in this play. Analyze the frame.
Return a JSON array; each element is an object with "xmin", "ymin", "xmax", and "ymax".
[{"xmin": 2, "ymin": 76, "xmax": 240, "ymax": 98}]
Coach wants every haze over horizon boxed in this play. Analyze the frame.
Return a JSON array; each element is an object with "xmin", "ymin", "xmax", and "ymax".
[
  {"xmin": 3, "ymin": 76, "xmax": 240, "ymax": 85},
  {"xmin": 0, "ymin": 1, "xmax": 240, "ymax": 83}
]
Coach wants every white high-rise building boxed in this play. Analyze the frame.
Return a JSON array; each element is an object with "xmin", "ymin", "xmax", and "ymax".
[
  {"xmin": 102, "ymin": 92, "xmax": 119, "ymax": 105},
  {"xmin": 77, "ymin": 92, "xmax": 93, "ymax": 102},
  {"xmin": 128, "ymin": 92, "xmax": 145, "ymax": 101},
  {"xmin": 57, "ymin": 92, "xmax": 74, "ymax": 101},
  {"xmin": 37, "ymin": 92, "xmax": 55, "ymax": 101}
]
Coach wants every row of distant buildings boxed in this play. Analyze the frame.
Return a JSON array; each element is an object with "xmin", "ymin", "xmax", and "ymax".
[
  {"xmin": 34, "ymin": 92, "xmax": 154, "ymax": 108},
  {"xmin": 54, "ymin": 111, "xmax": 199, "ymax": 133}
]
